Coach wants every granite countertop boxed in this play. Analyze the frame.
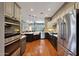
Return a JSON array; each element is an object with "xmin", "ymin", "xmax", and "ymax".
[{"xmin": 21, "ymin": 32, "xmax": 40, "ymax": 35}]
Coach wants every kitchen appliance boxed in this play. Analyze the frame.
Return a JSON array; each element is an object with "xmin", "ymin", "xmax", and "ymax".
[
  {"xmin": 5, "ymin": 18, "xmax": 20, "ymax": 45},
  {"xmin": 64, "ymin": 10, "xmax": 76, "ymax": 56},
  {"xmin": 5, "ymin": 18, "xmax": 20, "ymax": 38},
  {"xmin": 57, "ymin": 10, "xmax": 76, "ymax": 56}
]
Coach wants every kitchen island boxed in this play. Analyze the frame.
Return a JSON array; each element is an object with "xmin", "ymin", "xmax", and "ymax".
[{"xmin": 21, "ymin": 32, "xmax": 40, "ymax": 42}]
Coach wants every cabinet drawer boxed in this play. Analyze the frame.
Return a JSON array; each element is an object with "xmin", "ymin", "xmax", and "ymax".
[{"xmin": 11, "ymin": 48, "xmax": 20, "ymax": 56}]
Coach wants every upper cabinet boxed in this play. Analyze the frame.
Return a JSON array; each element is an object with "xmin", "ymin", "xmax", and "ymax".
[
  {"xmin": 76, "ymin": 3, "xmax": 79, "ymax": 9},
  {"xmin": 4, "ymin": 2, "xmax": 21, "ymax": 21},
  {"xmin": 4, "ymin": 2, "xmax": 14, "ymax": 18},
  {"xmin": 14, "ymin": 3, "xmax": 21, "ymax": 21}
]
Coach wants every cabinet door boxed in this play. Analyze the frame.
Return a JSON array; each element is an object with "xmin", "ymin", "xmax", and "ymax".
[
  {"xmin": 4, "ymin": 2, "xmax": 14, "ymax": 18},
  {"xmin": 75, "ymin": 3, "xmax": 79, "ymax": 9},
  {"xmin": 11, "ymin": 48, "xmax": 20, "ymax": 56},
  {"xmin": 14, "ymin": 3, "xmax": 21, "ymax": 21}
]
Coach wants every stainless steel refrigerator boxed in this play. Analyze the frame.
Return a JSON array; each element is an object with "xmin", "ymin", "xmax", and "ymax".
[
  {"xmin": 64, "ymin": 10, "xmax": 76, "ymax": 56},
  {"xmin": 57, "ymin": 10, "xmax": 76, "ymax": 56}
]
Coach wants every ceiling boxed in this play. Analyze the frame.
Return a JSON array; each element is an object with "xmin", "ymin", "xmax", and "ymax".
[{"xmin": 17, "ymin": 2, "xmax": 64, "ymax": 22}]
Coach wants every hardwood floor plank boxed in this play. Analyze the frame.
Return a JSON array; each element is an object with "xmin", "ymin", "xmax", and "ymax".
[{"xmin": 23, "ymin": 39, "xmax": 57, "ymax": 56}]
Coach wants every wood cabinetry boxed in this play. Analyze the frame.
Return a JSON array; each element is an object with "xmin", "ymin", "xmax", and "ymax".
[
  {"xmin": 4, "ymin": 2, "xmax": 14, "ymax": 18},
  {"xmin": 11, "ymin": 48, "xmax": 20, "ymax": 56},
  {"xmin": 4, "ymin": 2, "xmax": 21, "ymax": 56},
  {"xmin": 14, "ymin": 3, "xmax": 21, "ymax": 21},
  {"xmin": 5, "ymin": 40, "xmax": 20, "ymax": 56},
  {"xmin": 4, "ymin": 2, "xmax": 21, "ymax": 21},
  {"xmin": 76, "ymin": 3, "xmax": 79, "ymax": 9}
]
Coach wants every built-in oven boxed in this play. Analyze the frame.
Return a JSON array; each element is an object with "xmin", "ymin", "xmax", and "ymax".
[
  {"xmin": 5, "ymin": 17, "xmax": 20, "ymax": 37},
  {"xmin": 5, "ymin": 24, "xmax": 20, "ymax": 44}
]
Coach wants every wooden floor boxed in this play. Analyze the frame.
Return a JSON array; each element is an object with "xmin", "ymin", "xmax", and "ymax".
[{"xmin": 23, "ymin": 39, "xmax": 57, "ymax": 56}]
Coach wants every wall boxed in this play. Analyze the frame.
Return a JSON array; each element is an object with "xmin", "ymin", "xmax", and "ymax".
[
  {"xmin": 52, "ymin": 2, "xmax": 75, "ymax": 21},
  {"xmin": 45, "ymin": 3, "xmax": 76, "ymax": 33},
  {"xmin": 44, "ymin": 17, "xmax": 52, "ymax": 32},
  {"xmin": 0, "ymin": 2, "xmax": 4, "ymax": 56}
]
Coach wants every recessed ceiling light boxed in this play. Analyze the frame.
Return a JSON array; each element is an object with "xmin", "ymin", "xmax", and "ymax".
[
  {"xmin": 48, "ymin": 8, "xmax": 51, "ymax": 11},
  {"xmin": 40, "ymin": 12, "xmax": 44, "ymax": 14},
  {"xmin": 30, "ymin": 8, "xmax": 34, "ymax": 11}
]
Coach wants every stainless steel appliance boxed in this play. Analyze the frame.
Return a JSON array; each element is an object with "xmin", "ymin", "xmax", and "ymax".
[
  {"xmin": 57, "ymin": 10, "xmax": 76, "ymax": 56},
  {"xmin": 64, "ymin": 10, "xmax": 76, "ymax": 56}
]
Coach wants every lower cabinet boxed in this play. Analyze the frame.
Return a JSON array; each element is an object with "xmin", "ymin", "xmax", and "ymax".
[
  {"xmin": 26, "ymin": 34, "xmax": 33, "ymax": 42},
  {"xmin": 20, "ymin": 35, "xmax": 26, "ymax": 55},
  {"xmin": 50, "ymin": 36, "xmax": 57, "ymax": 50},
  {"xmin": 11, "ymin": 48, "xmax": 20, "ymax": 56},
  {"xmin": 5, "ymin": 40, "xmax": 20, "ymax": 56}
]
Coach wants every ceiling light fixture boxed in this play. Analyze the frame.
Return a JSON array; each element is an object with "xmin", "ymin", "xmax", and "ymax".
[
  {"xmin": 48, "ymin": 8, "xmax": 51, "ymax": 11},
  {"xmin": 30, "ymin": 8, "xmax": 34, "ymax": 11}
]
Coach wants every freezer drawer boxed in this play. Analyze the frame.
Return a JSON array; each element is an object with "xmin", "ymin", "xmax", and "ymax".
[{"xmin": 11, "ymin": 48, "xmax": 20, "ymax": 56}]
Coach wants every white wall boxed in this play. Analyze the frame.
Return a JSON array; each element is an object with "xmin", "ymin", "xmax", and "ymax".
[{"xmin": 0, "ymin": 2, "xmax": 4, "ymax": 56}]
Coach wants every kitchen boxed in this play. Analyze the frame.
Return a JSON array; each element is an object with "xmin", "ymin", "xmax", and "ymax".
[{"xmin": 0, "ymin": 2, "xmax": 78, "ymax": 56}]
